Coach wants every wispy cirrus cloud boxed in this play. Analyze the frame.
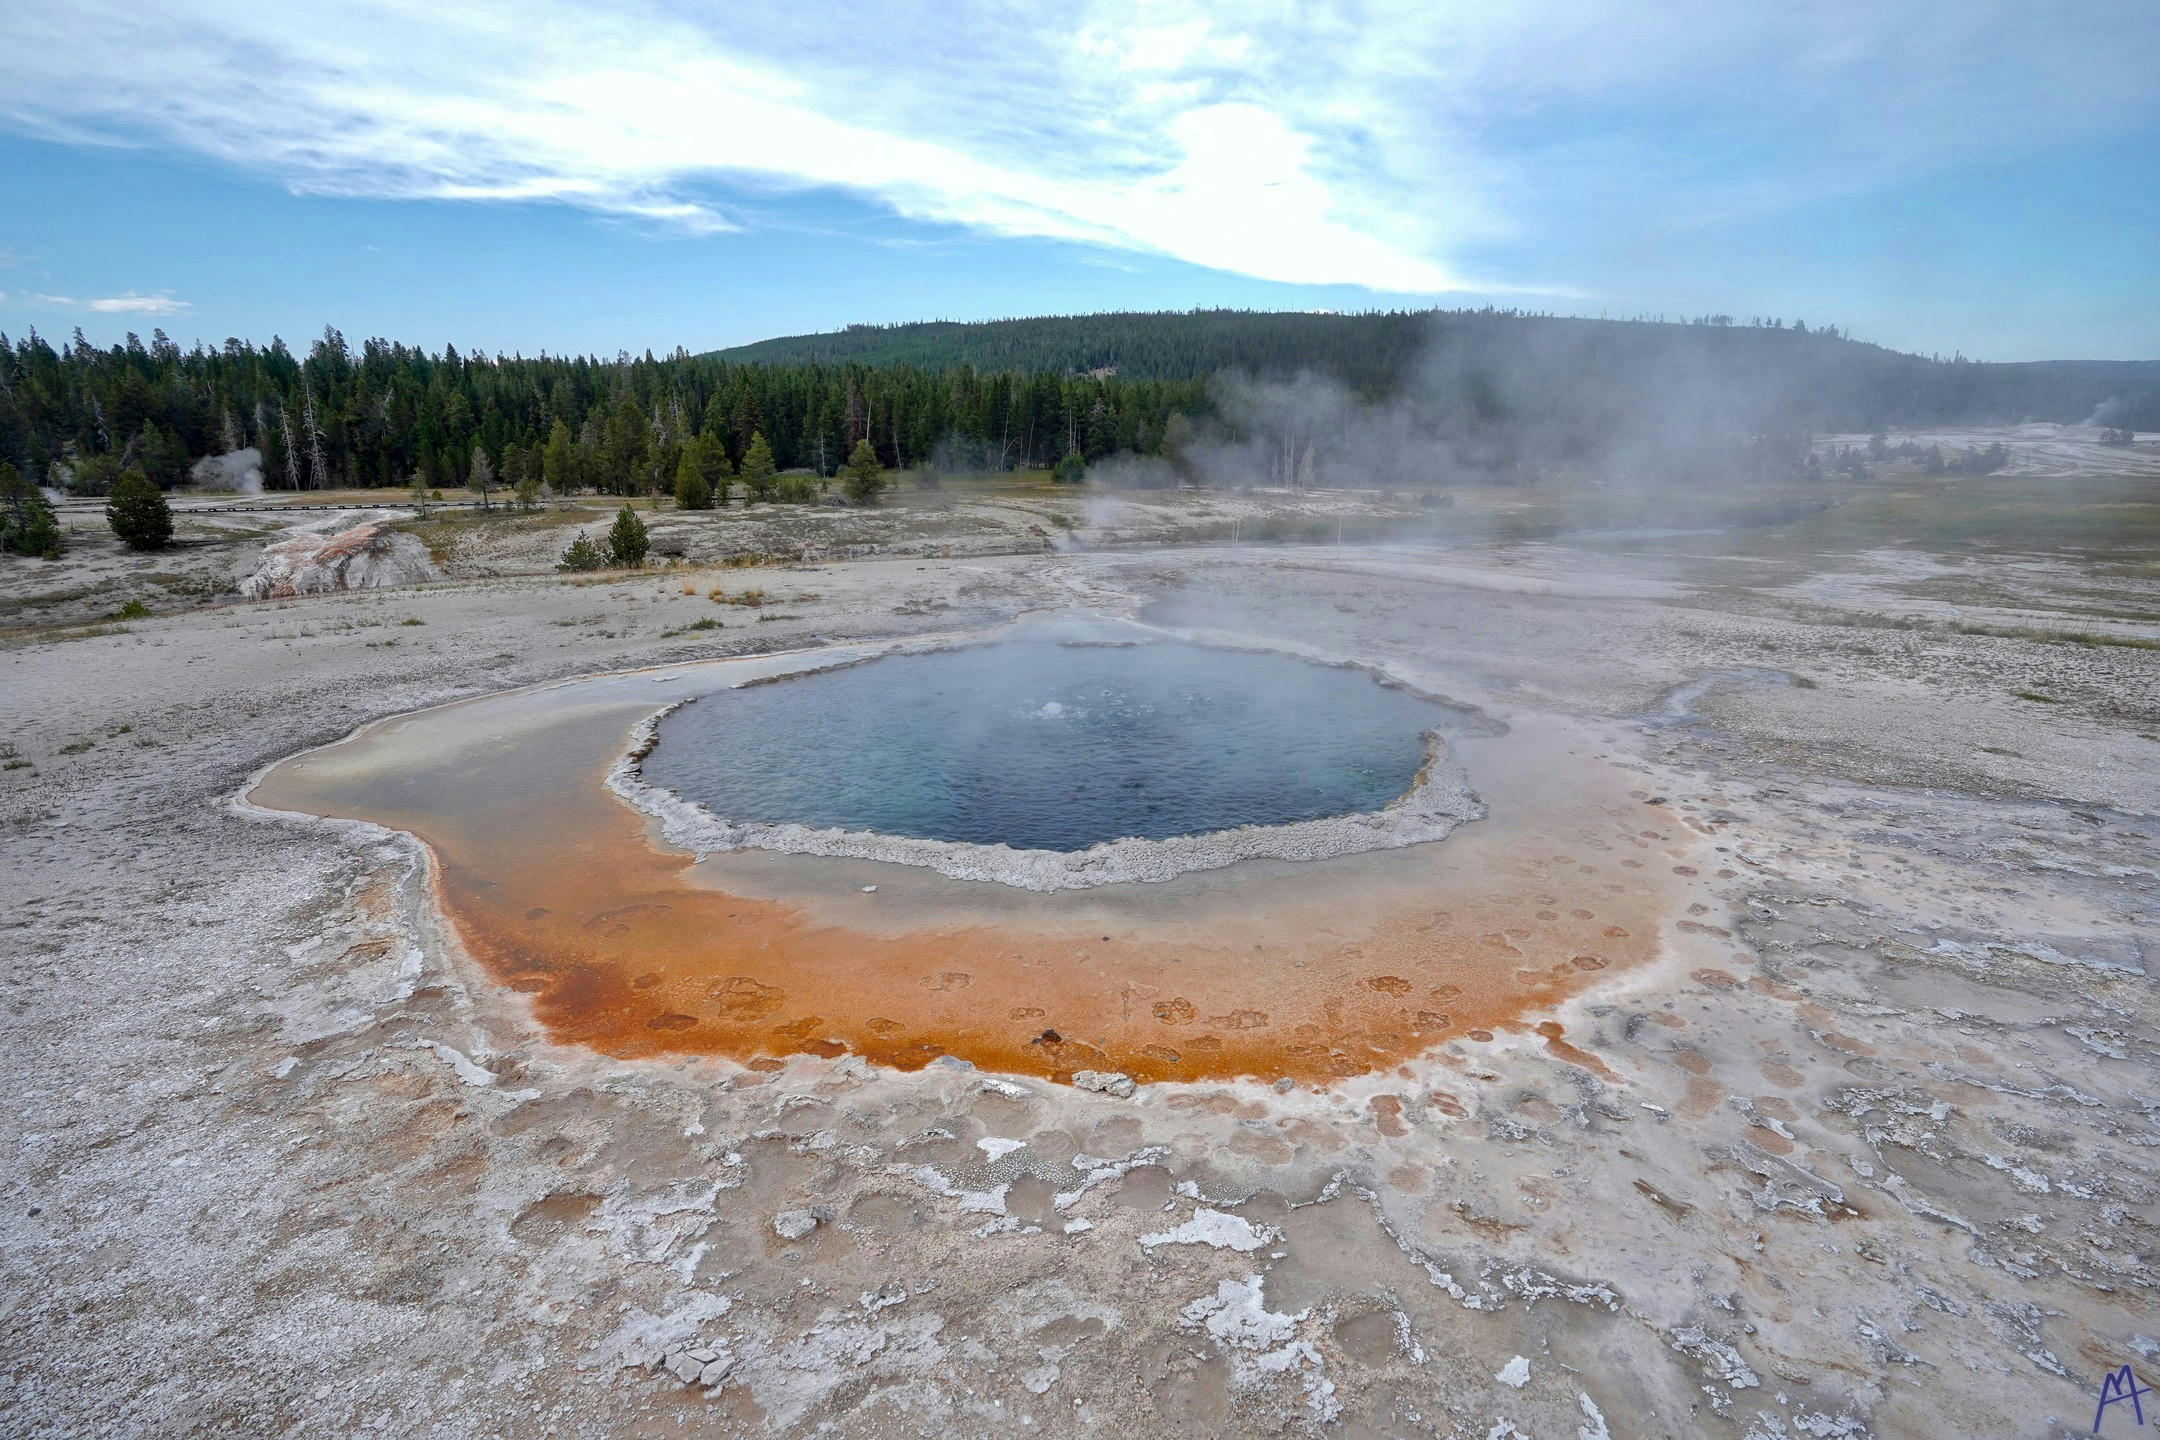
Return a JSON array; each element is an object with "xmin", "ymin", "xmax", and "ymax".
[
  {"xmin": 34, "ymin": 292, "xmax": 193, "ymax": 315},
  {"xmin": 0, "ymin": 1, "xmax": 2152, "ymax": 299}
]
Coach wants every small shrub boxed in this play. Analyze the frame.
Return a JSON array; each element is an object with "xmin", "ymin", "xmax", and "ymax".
[
  {"xmin": 113, "ymin": 599, "xmax": 151, "ymax": 620},
  {"xmin": 558, "ymin": 534, "xmax": 609, "ymax": 572},
  {"xmin": 106, "ymin": 467, "xmax": 174, "ymax": 551},
  {"xmin": 607, "ymin": 506, "xmax": 649, "ymax": 567},
  {"xmin": 0, "ymin": 462, "xmax": 63, "ymax": 559},
  {"xmin": 674, "ymin": 464, "xmax": 713, "ymax": 511},
  {"xmin": 739, "ymin": 433, "xmax": 778, "ymax": 504},
  {"xmin": 841, "ymin": 439, "xmax": 888, "ymax": 504}
]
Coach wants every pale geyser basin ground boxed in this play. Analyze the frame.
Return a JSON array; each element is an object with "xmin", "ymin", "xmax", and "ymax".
[
  {"xmin": 247, "ymin": 626, "xmax": 1697, "ymax": 1085},
  {"xmin": 18, "ymin": 483, "xmax": 2160, "ymax": 1440}
]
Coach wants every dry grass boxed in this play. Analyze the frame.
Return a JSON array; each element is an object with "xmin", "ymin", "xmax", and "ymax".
[{"xmin": 1785, "ymin": 603, "xmax": 2160, "ymax": 650}]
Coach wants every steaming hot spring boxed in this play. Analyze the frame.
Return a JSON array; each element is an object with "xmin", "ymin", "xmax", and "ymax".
[
  {"xmin": 627, "ymin": 629, "xmax": 1478, "ymax": 887},
  {"xmin": 252, "ymin": 617, "xmax": 1675, "ymax": 1085}
]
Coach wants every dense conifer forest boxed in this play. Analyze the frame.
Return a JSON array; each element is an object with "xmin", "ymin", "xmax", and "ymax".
[
  {"xmin": 0, "ymin": 326, "xmax": 1205, "ymax": 494},
  {"xmin": 1, "ymin": 310, "xmax": 2152, "ymax": 496}
]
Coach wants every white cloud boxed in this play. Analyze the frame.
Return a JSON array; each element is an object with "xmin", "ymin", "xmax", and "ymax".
[
  {"xmin": 0, "ymin": 1, "xmax": 2151, "ymax": 297},
  {"xmin": 0, "ymin": 0, "xmax": 1477, "ymax": 291},
  {"xmin": 87, "ymin": 293, "xmax": 193, "ymax": 315},
  {"xmin": 30, "ymin": 292, "xmax": 192, "ymax": 315}
]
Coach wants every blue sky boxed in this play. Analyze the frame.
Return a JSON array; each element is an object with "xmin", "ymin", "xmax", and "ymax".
[{"xmin": 1, "ymin": 1, "xmax": 2154, "ymax": 361}]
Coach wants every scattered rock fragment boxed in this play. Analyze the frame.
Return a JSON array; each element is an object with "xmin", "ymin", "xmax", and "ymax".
[{"xmin": 1071, "ymin": 1069, "xmax": 1136, "ymax": 1098}]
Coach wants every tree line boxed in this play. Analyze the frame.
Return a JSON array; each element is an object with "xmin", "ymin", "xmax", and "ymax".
[
  {"xmin": 0, "ymin": 326, "xmax": 1208, "ymax": 496},
  {"xmin": 3, "ymin": 312, "xmax": 2147, "ymax": 511}
]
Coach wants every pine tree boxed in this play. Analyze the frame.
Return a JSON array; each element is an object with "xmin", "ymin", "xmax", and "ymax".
[
  {"xmin": 543, "ymin": 418, "xmax": 579, "ymax": 496},
  {"xmin": 740, "ymin": 432, "xmax": 777, "ymax": 504},
  {"xmin": 673, "ymin": 448, "xmax": 712, "ymax": 510},
  {"xmin": 841, "ymin": 438, "xmax": 888, "ymax": 504},
  {"xmin": 302, "ymin": 385, "xmax": 329, "ymax": 490},
  {"xmin": 696, "ymin": 432, "xmax": 734, "ymax": 504},
  {"xmin": 470, "ymin": 443, "xmax": 495, "ymax": 510},
  {"xmin": 106, "ymin": 466, "xmax": 173, "ymax": 550},
  {"xmin": 607, "ymin": 505, "xmax": 649, "ymax": 566},
  {"xmin": 604, "ymin": 398, "xmax": 646, "ymax": 494},
  {"xmin": 278, "ymin": 402, "xmax": 303, "ymax": 490},
  {"xmin": 558, "ymin": 533, "xmax": 608, "ymax": 571},
  {"xmin": 0, "ymin": 462, "xmax": 62, "ymax": 559},
  {"xmin": 134, "ymin": 420, "xmax": 190, "ymax": 490}
]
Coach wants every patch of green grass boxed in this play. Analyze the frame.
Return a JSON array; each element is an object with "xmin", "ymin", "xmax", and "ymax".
[
  {"xmin": 0, "ymin": 620, "xmax": 131, "ymax": 649},
  {"xmin": 2015, "ymin": 690, "xmax": 2060, "ymax": 703},
  {"xmin": 145, "ymin": 570, "xmax": 230, "ymax": 600},
  {"xmin": 1948, "ymin": 621, "xmax": 2159, "ymax": 650},
  {"xmin": 0, "ymin": 584, "xmax": 102, "ymax": 615},
  {"xmin": 400, "ymin": 615, "xmax": 426, "ymax": 626},
  {"xmin": 58, "ymin": 738, "xmax": 95, "ymax": 754},
  {"xmin": 661, "ymin": 617, "xmax": 725, "ymax": 638},
  {"xmin": 1789, "ymin": 603, "xmax": 2160, "ymax": 650},
  {"xmin": 1730, "ymin": 473, "xmax": 2160, "ymax": 560},
  {"xmin": 113, "ymin": 599, "xmax": 152, "ymax": 620}
]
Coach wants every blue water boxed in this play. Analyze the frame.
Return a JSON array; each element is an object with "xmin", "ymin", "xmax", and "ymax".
[{"xmin": 643, "ymin": 641, "xmax": 1445, "ymax": 851}]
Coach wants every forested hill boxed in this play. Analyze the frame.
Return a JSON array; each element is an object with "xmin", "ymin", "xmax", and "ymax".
[
  {"xmin": 717, "ymin": 311, "xmax": 1434, "ymax": 389},
  {"xmin": 719, "ymin": 309, "xmax": 2160, "ymax": 426}
]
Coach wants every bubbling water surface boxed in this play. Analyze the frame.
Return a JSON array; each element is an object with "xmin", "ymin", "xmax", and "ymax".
[{"xmin": 640, "ymin": 640, "xmax": 1446, "ymax": 851}]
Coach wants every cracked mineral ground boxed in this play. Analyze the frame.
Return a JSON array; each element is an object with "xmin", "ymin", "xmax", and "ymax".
[{"xmin": 5, "ymin": 429, "xmax": 2158, "ymax": 1439}]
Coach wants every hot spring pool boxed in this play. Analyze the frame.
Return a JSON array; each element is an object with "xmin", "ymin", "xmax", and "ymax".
[{"xmin": 637, "ymin": 639, "xmax": 1451, "ymax": 853}]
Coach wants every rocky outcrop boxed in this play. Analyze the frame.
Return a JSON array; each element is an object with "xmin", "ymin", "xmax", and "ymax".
[{"xmin": 240, "ymin": 518, "xmax": 440, "ymax": 600}]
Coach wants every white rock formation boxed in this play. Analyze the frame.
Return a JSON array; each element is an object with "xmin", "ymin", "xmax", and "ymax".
[{"xmin": 240, "ymin": 517, "xmax": 439, "ymax": 600}]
